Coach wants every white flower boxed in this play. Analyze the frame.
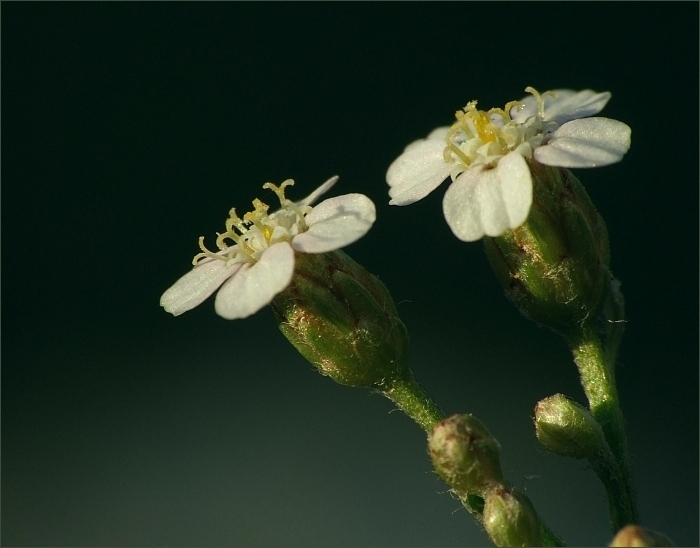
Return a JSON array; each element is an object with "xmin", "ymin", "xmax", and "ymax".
[
  {"xmin": 386, "ymin": 87, "xmax": 631, "ymax": 242},
  {"xmin": 160, "ymin": 176, "xmax": 376, "ymax": 320}
]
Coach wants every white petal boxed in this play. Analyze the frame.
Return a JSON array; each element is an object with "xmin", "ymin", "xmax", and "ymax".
[
  {"xmin": 534, "ymin": 117, "xmax": 631, "ymax": 168},
  {"xmin": 442, "ymin": 152, "xmax": 532, "ymax": 242},
  {"xmin": 292, "ymin": 194, "xmax": 376, "ymax": 253},
  {"xmin": 511, "ymin": 89, "xmax": 577, "ymax": 122},
  {"xmin": 214, "ymin": 242, "xmax": 295, "ymax": 320},
  {"xmin": 425, "ymin": 126, "xmax": 451, "ymax": 141},
  {"xmin": 542, "ymin": 90, "xmax": 611, "ymax": 125},
  {"xmin": 402, "ymin": 126, "xmax": 451, "ymax": 154},
  {"xmin": 160, "ymin": 259, "xmax": 241, "ymax": 316},
  {"xmin": 297, "ymin": 176, "xmax": 339, "ymax": 207},
  {"xmin": 387, "ymin": 138, "xmax": 452, "ymax": 205}
]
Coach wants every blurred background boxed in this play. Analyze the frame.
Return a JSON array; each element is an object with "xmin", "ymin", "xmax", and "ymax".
[{"xmin": 3, "ymin": 3, "xmax": 697, "ymax": 546}]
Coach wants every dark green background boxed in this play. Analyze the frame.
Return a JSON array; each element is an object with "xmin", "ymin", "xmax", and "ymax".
[{"xmin": 3, "ymin": 3, "xmax": 697, "ymax": 546}]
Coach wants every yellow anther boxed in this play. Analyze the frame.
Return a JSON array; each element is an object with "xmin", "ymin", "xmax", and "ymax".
[
  {"xmin": 261, "ymin": 225, "xmax": 274, "ymax": 243},
  {"xmin": 472, "ymin": 110, "xmax": 497, "ymax": 143},
  {"xmin": 243, "ymin": 199, "xmax": 270, "ymax": 223},
  {"xmin": 190, "ymin": 179, "xmax": 310, "ymax": 267},
  {"xmin": 253, "ymin": 198, "xmax": 269, "ymax": 213}
]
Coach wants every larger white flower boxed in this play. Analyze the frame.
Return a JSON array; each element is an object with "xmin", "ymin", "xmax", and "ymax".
[
  {"xmin": 386, "ymin": 87, "xmax": 631, "ymax": 242},
  {"xmin": 160, "ymin": 176, "xmax": 376, "ymax": 319}
]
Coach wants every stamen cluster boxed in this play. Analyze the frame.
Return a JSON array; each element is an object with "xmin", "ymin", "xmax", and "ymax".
[
  {"xmin": 443, "ymin": 88, "xmax": 558, "ymax": 176},
  {"xmin": 193, "ymin": 180, "xmax": 309, "ymax": 266}
]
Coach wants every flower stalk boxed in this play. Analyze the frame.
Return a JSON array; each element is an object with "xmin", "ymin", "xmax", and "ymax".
[
  {"xmin": 161, "ymin": 81, "xmax": 648, "ymax": 546},
  {"xmin": 383, "ymin": 377, "xmax": 445, "ymax": 433},
  {"xmin": 429, "ymin": 415, "xmax": 566, "ymax": 546},
  {"xmin": 478, "ymin": 159, "xmax": 637, "ymax": 531},
  {"xmin": 535, "ymin": 393, "xmax": 635, "ymax": 532},
  {"xmin": 569, "ymin": 326, "xmax": 637, "ymax": 528},
  {"xmin": 272, "ymin": 248, "xmax": 445, "ymax": 432}
]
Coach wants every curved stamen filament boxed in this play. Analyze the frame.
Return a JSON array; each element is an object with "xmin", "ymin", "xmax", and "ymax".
[
  {"xmin": 524, "ymin": 86, "xmax": 545, "ymax": 118},
  {"xmin": 442, "ymin": 87, "xmax": 556, "ymax": 171},
  {"xmin": 193, "ymin": 236, "xmax": 236, "ymax": 265},
  {"xmin": 190, "ymin": 179, "xmax": 311, "ymax": 267},
  {"xmin": 263, "ymin": 180, "xmax": 295, "ymax": 206},
  {"xmin": 504, "ymin": 100, "xmax": 524, "ymax": 118},
  {"xmin": 444, "ymin": 140, "xmax": 471, "ymax": 166}
]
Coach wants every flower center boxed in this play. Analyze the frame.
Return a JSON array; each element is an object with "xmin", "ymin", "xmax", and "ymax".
[
  {"xmin": 442, "ymin": 87, "xmax": 557, "ymax": 173},
  {"xmin": 192, "ymin": 180, "xmax": 310, "ymax": 266}
]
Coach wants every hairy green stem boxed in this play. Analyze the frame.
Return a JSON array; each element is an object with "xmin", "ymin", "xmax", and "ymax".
[
  {"xmin": 386, "ymin": 377, "xmax": 566, "ymax": 546},
  {"xmin": 382, "ymin": 376, "xmax": 445, "ymax": 432},
  {"xmin": 569, "ymin": 327, "xmax": 637, "ymax": 529},
  {"xmin": 590, "ymin": 450, "xmax": 636, "ymax": 534}
]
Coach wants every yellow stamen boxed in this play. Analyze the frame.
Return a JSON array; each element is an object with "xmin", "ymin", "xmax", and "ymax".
[
  {"xmin": 524, "ymin": 86, "xmax": 545, "ymax": 118},
  {"xmin": 193, "ymin": 236, "xmax": 233, "ymax": 265},
  {"xmin": 472, "ymin": 109, "xmax": 497, "ymax": 143},
  {"xmin": 263, "ymin": 179, "xmax": 294, "ymax": 206},
  {"xmin": 191, "ymin": 179, "xmax": 309, "ymax": 266},
  {"xmin": 504, "ymin": 100, "xmax": 524, "ymax": 117}
]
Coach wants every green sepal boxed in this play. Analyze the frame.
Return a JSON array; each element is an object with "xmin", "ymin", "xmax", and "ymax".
[
  {"xmin": 272, "ymin": 250, "xmax": 410, "ymax": 390},
  {"xmin": 483, "ymin": 485, "xmax": 545, "ymax": 547},
  {"xmin": 535, "ymin": 393, "xmax": 607, "ymax": 459},
  {"xmin": 484, "ymin": 163, "xmax": 611, "ymax": 336},
  {"xmin": 428, "ymin": 414, "xmax": 504, "ymax": 496}
]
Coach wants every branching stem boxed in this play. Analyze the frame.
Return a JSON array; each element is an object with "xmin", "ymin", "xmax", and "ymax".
[{"xmin": 569, "ymin": 327, "xmax": 637, "ymax": 529}]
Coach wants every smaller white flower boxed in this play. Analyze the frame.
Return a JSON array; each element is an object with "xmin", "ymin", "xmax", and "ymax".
[
  {"xmin": 160, "ymin": 176, "xmax": 376, "ymax": 320},
  {"xmin": 386, "ymin": 87, "xmax": 631, "ymax": 242}
]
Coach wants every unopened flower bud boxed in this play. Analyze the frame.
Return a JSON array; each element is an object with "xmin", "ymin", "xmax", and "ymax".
[
  {"xmin": 483, "ymin": 163, "xmax": 611, "ymax": 336},
  {"xmin": 610, "ymin": 524, "xmax": 675, "ymax": 547},
  {"xmin": 535, "ymin": 393, "xmax": 606, "ymax": 459},
  {"xmin": 271, "ymin": 250, "xmax": 410, "ymax": 390},
  {"xmin": 483, "ymin": 485, "xmax": 544, "ymax": 547},
  {"xmin": 428, "ymin": 414, "xmax": 503, "ymax": 496}
]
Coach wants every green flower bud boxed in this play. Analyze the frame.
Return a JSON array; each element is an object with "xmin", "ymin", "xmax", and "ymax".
[
  {"xmin": 483, "ymin": 163, "xmax": 611, "ymax": 336},
  {"xmin": 483, "ymin": 485, "xmax": 544, "ymax": 547},
  {"xmin": 610, "ymin": 524, "xmax": 675, "ymax": 547},
  {"xmin": 271, "ymin": 250, "xmax": 410, "ymax": 390},
  {"xmin": 428, "ymin": 414, "xmax": 503, "ymax": 496},
  {"xmin": 535, "ymin": 393, "xmax": 606, "ymax": 459}
]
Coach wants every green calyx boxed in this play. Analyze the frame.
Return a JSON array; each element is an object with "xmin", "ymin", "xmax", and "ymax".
[
  {"xmin": 483, "ymin": 485, "xmax": 545, "ymax": 547},
  {"xmin": 483, "ymin": 163, "xmax": 611, "ymax": 336},
  {"xmin": 535, "ymin": 393, "xmax": 607, "ymax": 460},
  {"xmin": 428, "ymin": 414, "xmax": 504, "ymax": 496},
  {"xmin": 271, "ymin": 250, "xmax": 410, "ymax": 390}
]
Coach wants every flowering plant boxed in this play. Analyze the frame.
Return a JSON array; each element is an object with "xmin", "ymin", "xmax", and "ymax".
[
  {"xmin": 160, "ymin": 87, "xmax": 674, "ymax": 546},
  {"xmin": 386, "ymin": 87, "xmax": 631, "ymax": 241},
  {"xmin": 160, "ymin": 176, "xmax": 375, "ymax": 319}
]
